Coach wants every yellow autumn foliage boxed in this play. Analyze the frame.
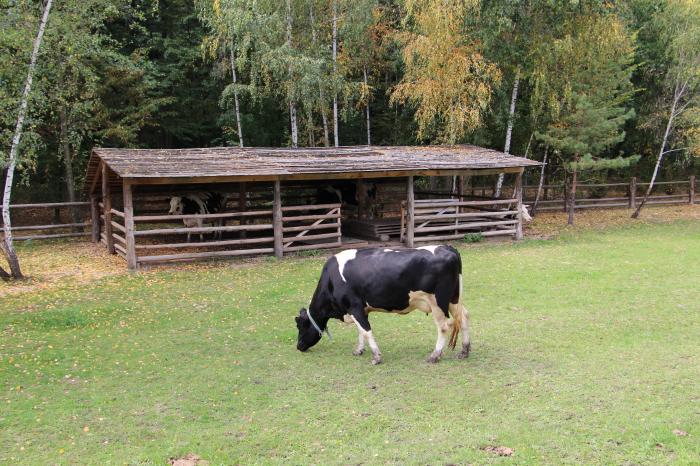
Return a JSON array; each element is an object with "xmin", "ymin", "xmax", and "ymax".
[{"xmin": 390, "ymin": 0, "xmax": 500, "ymax": 144}]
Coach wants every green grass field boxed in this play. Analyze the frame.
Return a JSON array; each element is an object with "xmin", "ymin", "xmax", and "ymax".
[{"xmin": 1, "ymin": 221, "xmax": 699, "ymax": 464}]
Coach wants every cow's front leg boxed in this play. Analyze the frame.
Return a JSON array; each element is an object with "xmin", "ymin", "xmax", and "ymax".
[
  {"xmin": 352, "ymin": 325, "xmax": 365, "ymax": 356},
  {"xmin": 428, "ymin": 305, "xmax": 453, "ymax": 364},
  {"xmin": 351, "ymin": 313, "xmax": 381, "ymax": 365}
]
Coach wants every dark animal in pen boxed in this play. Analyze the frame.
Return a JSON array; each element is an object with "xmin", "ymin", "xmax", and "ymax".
[{"xmin": 168, "ymin": 192, "xmax": 227, "ymax": 242}]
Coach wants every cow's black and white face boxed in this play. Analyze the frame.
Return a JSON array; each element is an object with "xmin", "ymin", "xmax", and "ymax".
[
  {"xmin": 295, "ymin": 308, "xmax": 322, "ymax": 352},
  {"xmin": 168, "ymin": 196, "xmax": 184, "ymax": 215}
]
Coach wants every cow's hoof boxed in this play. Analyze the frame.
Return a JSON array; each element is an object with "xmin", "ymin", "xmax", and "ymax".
[
  {"xmin": 353, "ymin": 348, "xmax": 365, "ymax": 356},
  {"xmin": 371, "ymin": 356, "xmax": 382, "ymax": 365},
  {"xmin": 457, "ymin": 343, "xmax": 471, "ymax": 359},
  {"xmin": 426, "ymin": 352, "xmax": 442, "ymax": 364}
]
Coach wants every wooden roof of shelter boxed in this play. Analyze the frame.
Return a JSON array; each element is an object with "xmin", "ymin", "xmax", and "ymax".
[{"xmin": 87, "ymin": 145, "xmax": 539, "ymax": 188}]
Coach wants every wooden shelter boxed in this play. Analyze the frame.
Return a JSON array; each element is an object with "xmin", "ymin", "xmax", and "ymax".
[{"xmin": 85, "ymin": 145, "xmax": 539, "ymax": 269}]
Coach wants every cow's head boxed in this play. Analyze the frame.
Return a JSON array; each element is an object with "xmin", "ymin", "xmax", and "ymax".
[
  {"xmin": 168, "ymin": 196, "xmax": 183, "ymax": 215},
  {"xmin": 295, "ymin": 308, "xmax": 322, "ymax": 352}
]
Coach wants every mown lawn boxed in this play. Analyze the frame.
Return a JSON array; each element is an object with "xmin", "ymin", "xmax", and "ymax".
[{"xmin": 1, "ymin": 221, "xmax": 699, "ymax": 464}]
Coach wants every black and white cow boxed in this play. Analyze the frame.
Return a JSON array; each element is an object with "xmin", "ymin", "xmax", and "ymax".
[
  {"xmin": 168, "ymin": 192, "xmax": 227, "ymax": 242},
  {"xmin": 295, "ymin": 245, "xmax": 470, "ymax": 364}
]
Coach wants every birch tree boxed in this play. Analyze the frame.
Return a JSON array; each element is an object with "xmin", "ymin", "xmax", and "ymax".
[
  {"xmin": 1, "ymin": 0, "xmax": 53, "ymax": 280},
  {"xmin": 632, "ymin": 0, "xmax": 700, "ymax": 218},
  {"xmin": 390, "ymin": 0, "xmax": 501, "ymax": 144},
  {"xmin": 331, "ymin": 0, "xmax": 339, "ymax": 146},
  {"xmin": 196, "ymin": 0, "xmax": 255, "ymax": 147}
]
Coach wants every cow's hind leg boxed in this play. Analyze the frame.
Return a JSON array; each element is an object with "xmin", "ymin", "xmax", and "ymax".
[
  {"xmin": 450, "ymin": 303, "xmax": 471, "ymax": 359},
  {"xmin": 427, "ymin": 291, "xmax": 455, "ymax": 363},
  {"xmin": 351, "ymin": 313, "xmax": 381, "ymax": 365}
]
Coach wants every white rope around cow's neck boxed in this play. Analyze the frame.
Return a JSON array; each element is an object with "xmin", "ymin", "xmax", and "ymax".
[{"xmin": 307, "ymin": 308, "xmax": 332, "ymax": 341}]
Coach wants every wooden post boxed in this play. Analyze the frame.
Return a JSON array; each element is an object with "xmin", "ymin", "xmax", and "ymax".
[
  {"xmin": 629, "ymin": 177, "xmax": 637, "ymax": 208},
  {"xmin": 455, "ymin": 175, "xmax": 463, "ymax": 236},
  {"xmin": 90, "ymin": 194, "xmax": 99, "ymax": 243},
  {"xmin": 239, "ymin": 182, "xmax": 247, "ymax": 238},
  {"xmin": 406, "ymin": 176, "xmax": 415, "ymax": 247},
  {"xmin": 122, "ymin": 181, "xmax": 137, "ymax": 270},
  {"xmin": 273, "ymin": 180, "xmax": 283, "ymax": 258},
  {"xmin": 689, "ymin": 175, "xmax": 696, "ymax": 204},
  {"xmin": 515, "ymin": 170, "xmax": 523, "ymax": 240},
  {"xmin": 102, "ymin": 164, "xmax": 114, "ymax": 254}
]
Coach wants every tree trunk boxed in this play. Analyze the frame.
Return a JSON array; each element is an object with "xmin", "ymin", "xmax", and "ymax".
[
  {"xmin": 286, "ymin": 0, "xmax": 298, "ymax": 148},
  {"xmin": 364, "ymin": 66, "xmax": 371, "ymax": 146},
  {"xmin": 332, "ymin": 0, "xmax": 339, "ymax": 147},
  {"xmin": 321, "ymin": 98, "xmax": 329, "ymax": 147},
  {"xmin": 632, "ymin": 91, "xmax": 679, "ymax": 218},
  {"xmin": 567, "ymin": 160, "xmax": 578, "ymax": 226},
  {"xmin": 495, "ymin": 69, "xmax": 520, "ymax": 198},
  {"xmin": 309, "ymin": 4, "xmax": 329, "ymax": 147},
  {"xmin": 532, "ymin": 145, "xmax": 548, "ymax": 216},
  {"xmin": 1, "ymin": 0, "xmax": 53, "ymax": 279},
  {"xmin": 230, "ymin": 42, "xmax": 244, "ymax": 147},
  {"xmin": 59, "ymin": 108, "xmax": 80, "ymax": 228}
]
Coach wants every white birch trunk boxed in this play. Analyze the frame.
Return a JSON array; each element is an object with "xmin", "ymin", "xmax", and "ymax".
[
  {"xmin": 2, "ymin": 0, "xmax": 53, "ymax": 279},
  {"xmin": 310, "ymin": 4, "xmax": 329, "ymax": 147},
  {"xmin": 532, "ymin": 145, "xmax": 548, "ymax": 216},
  {"xmin": 332, "ymin": 0, "xmax": 339, "ymax": 147},
  {"xmin": 286, "ymin": 0, "xmax": 298, "ymax": 147},
  {"xmin": 632, "ymin": 84, "xmax": 681, "ymax": 218},
  {"xmin": 364, "ymin": 66, "xmax": 371, "ymax": 145},
  {"xmin": 495, "ymin": 69, "xmax": 520, "ymax": 198},
  {"xmin": 230, "ymin": 42, "xmax": 244, "ymax": 147}
]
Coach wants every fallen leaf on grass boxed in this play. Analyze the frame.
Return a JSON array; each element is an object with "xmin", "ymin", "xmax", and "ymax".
[
  {"xmin": 481, "ymin": 445, "xmax": 514, "ymax": 456},
  {"xmin": 168, "ymin": 453, "xmax": 209, "ymax": 466},
  {"xmin": 672, "ymin": 429, "xmax": 689, "ymax": 437}
]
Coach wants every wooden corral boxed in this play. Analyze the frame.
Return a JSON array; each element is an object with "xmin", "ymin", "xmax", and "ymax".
[{"xmin": 83, "ymin": 145, "xmax": 539, "ymax": 269}]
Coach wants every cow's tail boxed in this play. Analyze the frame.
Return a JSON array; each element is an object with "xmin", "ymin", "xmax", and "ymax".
[
  {"xmin": 448, "ymin": 311, "xmax": 461, "ymax": 350},
  {"xmin": 447, "ymin": 247, "xmax": 463, "ymax": 351}
]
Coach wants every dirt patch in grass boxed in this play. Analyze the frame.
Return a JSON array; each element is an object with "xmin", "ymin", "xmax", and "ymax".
[
  {"xmin": 168, "ymin": 453, "xmax": 209, "ymax": 466},
  {"xmin": 0, "ymin": 239, "xmax": 123, "ymax": 298}
]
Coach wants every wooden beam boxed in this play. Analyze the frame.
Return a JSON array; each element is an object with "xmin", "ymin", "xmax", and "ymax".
[
  {"xmin": 406, "ymin": 176, "xmax": 415, "ymax": 248},
  {"xmin": 121, "ymin": 167, "xmax": 528, "ymax": 185},
  {"xmin": 515, "ymin": 170, "xmax": 523, "ymax": 240},
  {"xmin": 689, "ymin": 175, "xmax": 695, "ymax": 204},
  {"xmin": 90, "ymin": 195, "xmax": 100, "ymax": 242},
  {"xmin": 89, "ymin": 160, "xmax": 103, "ymax": 195},
  {"xmin": 122, "ymin": 180, "xmax": 137, "ymax": 270},
  {"xmin": 629, "ymin": 177, "xmax": 637, "ymax": 208},
  {"xmin": 273, "ymin": 180, "xmax": 283, "ymax": 258},
  {"xmin": 239, "ymin": 182, "xmax": 247, "ymax": 239},
  {"xmin": 102, "ymin": 164, "xmax": 115, "ymax": 254}
]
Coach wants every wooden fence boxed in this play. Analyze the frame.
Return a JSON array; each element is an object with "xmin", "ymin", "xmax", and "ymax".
[
  {"xmin": 0, "ymin": 201, "xmax": 91, "ymax": 240},
  {"xmin": 96, "ymin": 201, "xmax": 342, "ymax": 266},
  {"xmin": 525, "ymin": 176, "xmax": 697, "ymax": 211},
  {"xmin": 401, "ymin": 198, "xmax": 522, "ymax": 243}
]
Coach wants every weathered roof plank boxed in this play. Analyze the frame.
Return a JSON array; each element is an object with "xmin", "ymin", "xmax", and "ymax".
[{"xmin": 87, "ymin": 145, "xmax": 539, "ymax": 185}]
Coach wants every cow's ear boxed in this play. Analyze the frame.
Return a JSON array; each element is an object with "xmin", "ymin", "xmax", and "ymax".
[{"xmin": 295, "ymin": 316, "xmax": 300, "ymax": 323}]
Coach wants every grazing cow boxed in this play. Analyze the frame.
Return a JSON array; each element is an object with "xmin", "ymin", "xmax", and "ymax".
[
  {"xmin": 168, "ymin": 192, "xmax": 227, "ymax": 242},
  {"xmin": 295, "ymin": 245, "xmax": 470, "ymax": 364}
]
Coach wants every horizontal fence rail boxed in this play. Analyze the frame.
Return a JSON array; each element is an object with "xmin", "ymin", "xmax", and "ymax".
[
  {"xmin": 523, "ymin": 176, "xmax": 697, "ymax": 212},
  {"xmin": 0, "ymin": 201, "xmax": 91, "ymax": 241},
  {"xmin": 402, "ymin": 198, "xmax": 521, "ymax": 243}
]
